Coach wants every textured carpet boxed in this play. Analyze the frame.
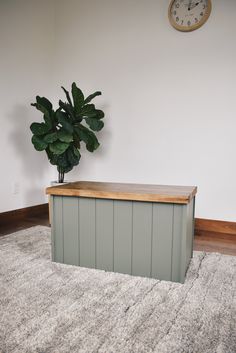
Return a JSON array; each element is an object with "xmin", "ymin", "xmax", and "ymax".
[{"xmin": 0, "ymin": 226, "xmax": 236, "ymax": 353}]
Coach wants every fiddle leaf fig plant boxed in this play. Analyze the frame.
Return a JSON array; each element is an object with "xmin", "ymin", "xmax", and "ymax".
[{"xmin": 30, "ymin": 82, "xmax": 105, "ymax": 183}]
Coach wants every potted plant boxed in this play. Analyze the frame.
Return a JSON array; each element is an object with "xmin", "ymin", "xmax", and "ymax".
[{"xmin": 30, "ymin": 82, "xmax": 105, "ymax": 183}]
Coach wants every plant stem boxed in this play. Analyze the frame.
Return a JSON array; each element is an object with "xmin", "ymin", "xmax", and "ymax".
[{"xmin": 58, "ymin": 168, "xmax": 64, "ymax": 183}]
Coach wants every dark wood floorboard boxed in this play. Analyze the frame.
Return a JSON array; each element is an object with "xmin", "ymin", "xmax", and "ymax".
[
  {"xmin": 0, "ymin": 214, "xmax": 49, "ymax": 236},
  {"xmin": 0, "ymin": 213, "xmax": 236, "ymax": 256},
  {"xmin": 194, "ymin": 234, "xmax": 236, "ymax": 256}
]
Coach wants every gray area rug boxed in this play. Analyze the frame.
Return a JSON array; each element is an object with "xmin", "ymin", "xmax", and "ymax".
[{"xmin": 0, "ymin": 226, "xmax": 236, "ymax": 353}]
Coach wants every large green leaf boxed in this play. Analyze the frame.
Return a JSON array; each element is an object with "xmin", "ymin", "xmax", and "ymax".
[
  {"xmin": 73, "ymin": 146, "xmax": 81, "ymax": 157},
  {"xmin": 61, "ymin": 86, "xmax": 73, "ymax": 106},
  {"xmin": 57, "ymin": 153, "xmax": 68, "ymax": 168},
  {"xmin": 82, "ymin": 109, "xmax": 104, "ymax": 119},
  {"xmin": 73, "ymin": 134, "xmax": 81, "ymax": 149},
  {"xmin": 81, "ymin": 104, "xmax": 95, "ymax": 115},
  {"xmin": 86, "ymin": 134, "xmax": 100, "ymax": 152},
  {"xmin": 44, "ymin": 132, "xmax": 58, "ymax": 143},
  {"xmin": 57, "ymin": 165, "xmax": 73, "ymax": 173},
  {"xmin": 36, "ymin": 96, "xmax": 52, "ymax": 112},
  {"xmin": 49, "ymin": 111, "xmax": 57, "ymax": 127},
  {"xmin": 43, "ymin": 114, "xmax": 53, "ymax": 128},
  {"xmin": 94, "ymin": 109, "xmax": 105, "ymax": 119},
  {"xmin": 85, "ymin": 117, "xmax": 104, "ymax": 131},
  {"xmin": 72, "ymin": 82, "xmax": 84, "ymax": 113},
  {"xmin": 56, "ymin": 111, "xmax": 73, "ymax": 134},
  {"xmin": 49, "ymin": 141, "xmax": 69, "ymax": 155},
  {"xmin": 46, "ymin": 148, "xmax": 58, "ymax": 165},
  {"xmin": 57, "ymin": 129, "xmax": 73, "ymax": 143},
  {"xmin": 74, "ymin": 125, "xmax": 88, "ymax": 143},
  {"xmin": 32, "ymin": 135, "xmax": 48, "ymax": 151},
  {"xmin": 54, "ymin": 108, "xmax": 62, "ymax": 123},
  {"xmin": 30, "ymin": 122, "xmax": 51, "ymax": 136},
  {"xmin": 82, "ymin": 111, "xmax": 97, "ymax": 118},
  {"xmin": 84, "ymin": 91, "xmax": 101, "ymax": 104},
  {"xmin": 67, "ymin": 147, "xmax": 81, "ymax": 166},
  {"xmin": 59, "ymin": 100, "xmax": 75, "ymax": 121},
  {"xmin": 75, "ymin": 125, "xmax": 100, "ymax": 152},
  {"xmin": 74, "ymin": 113, "xmax": 83, "ymax": 123},
  {"xmin": 31, "ymin": 96, "xmax": 53, "ymax": 128}
]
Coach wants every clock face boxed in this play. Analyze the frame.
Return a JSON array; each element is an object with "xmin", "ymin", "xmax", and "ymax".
[{"xmin": 168, "ymin": 0, "xmax": 211, "ymax": 32}]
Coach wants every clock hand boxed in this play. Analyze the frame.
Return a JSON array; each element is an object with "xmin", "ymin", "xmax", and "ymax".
[{"xmin": 190, "ymin": 2, "xmax": 200, "ymax": 10}]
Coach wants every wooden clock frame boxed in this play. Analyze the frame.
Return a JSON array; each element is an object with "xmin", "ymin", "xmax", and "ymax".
[{"xmin": 168, "ymin": 0, "xmax": 212, "ymax": 32}]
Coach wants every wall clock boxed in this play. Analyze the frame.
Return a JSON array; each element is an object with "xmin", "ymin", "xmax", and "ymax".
[{"xmin": 168, "ymin": 0, "xmax": 212, "ymax": 32}]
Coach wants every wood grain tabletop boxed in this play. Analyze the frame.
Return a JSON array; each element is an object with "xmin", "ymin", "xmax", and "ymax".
[{"xmin": 46, "ymin": 181, "xmax": 197, "ymax": 204}]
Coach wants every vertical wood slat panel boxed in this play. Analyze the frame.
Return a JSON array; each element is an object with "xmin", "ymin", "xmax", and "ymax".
[
  {"xmin": 174, "ymin": 204, "xmax": 187, "ymax": 283},
  {"xmin": 132, "ymin": 201, "xmax": 152, "ymax": 277},
  {"xmin": 180, "ymin": 204, "xmax": 188, "ymax": 282},
  {"xmin": 63, "ymin": 197, "xmax": 79, "ymax": 266},
  {"xmin": 51, "ymin": 195, "xmax": 194, "ymax": 283},
  {"xmin": 114, "ymin": 200, "xmax": 132, "ymax": 274},
  {"xmin": 79, "ymin": 198, "xmax": 96, "ymax": 268},
  {"xmin": 152, "ymin": 203, "xmax": 173, "ymax": 281},
  {"xmin": 96, "ymin": 199, "xmax": 114, "ymax": 271},
  {"xmin": 186, "ymin": 198, "xmax": 194, "ymax": 267},
  {"xmin": 50, "ymin": 196, "xmax": 55, "ymax": 261},
  {"xmin": 52, "ymin": 196, "xmax": 64, "ymax": 263},
  {"xmin": 191, "ymin": 197, "xmax": 196, "ymax": 255},
  {"xmin": 172, "ymin": 204, "xmax": 184, "ymax": 282}
]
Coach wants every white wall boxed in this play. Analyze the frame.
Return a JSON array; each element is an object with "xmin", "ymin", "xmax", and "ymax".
[
  {"xmin": 54, "ymin": 0, "xmax": 236, "ymax": 221},
  {"xmin": 0, "ymin": 0, "xmax": 55, "ymax": 212},
  {"xmin": 1, "ymin": 0, "xmax": 236, "ymax": 222}
]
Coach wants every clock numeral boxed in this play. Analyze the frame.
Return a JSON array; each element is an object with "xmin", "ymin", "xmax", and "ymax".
[
  {"xmin": 176, "ymin": 17, "xmax": 179, "ymax": 22},
  {"xmin": 200, "ymin": 12, "xmax": 203, "ymax": 16},
  {"xmin": 181, "ymin": 20, "xmax": 184, "ymax": 25},
  {"xmin": 195, "ymin": 18, "xmax": 198, "ymax": 23},
  {"xmin": 187, "ymin": 20, "xmax": 191, "ymax": 26},
  {"xmin": 175, "ymin": 3, "xmax": 180, "ymax": 8}
]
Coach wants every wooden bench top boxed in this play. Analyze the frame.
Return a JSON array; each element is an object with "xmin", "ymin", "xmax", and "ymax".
[{"xmin": 46, "ymin": 181, "xmax": 197, "ymax": 204}]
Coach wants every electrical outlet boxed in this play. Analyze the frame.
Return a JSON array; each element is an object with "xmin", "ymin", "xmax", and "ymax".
[{"xmin": 13, "ymin": 182, "xmax": 20, "ymax": 195}]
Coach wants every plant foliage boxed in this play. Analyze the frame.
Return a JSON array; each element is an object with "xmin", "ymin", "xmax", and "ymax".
[{"xmin": 30, "ymin": 83, "xmax": 105, "ymax": 182}]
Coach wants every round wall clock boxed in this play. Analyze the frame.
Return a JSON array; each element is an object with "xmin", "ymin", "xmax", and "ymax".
[{"xmin": 168, "ymin": 0, "xmax": 212, "ymax": 32}]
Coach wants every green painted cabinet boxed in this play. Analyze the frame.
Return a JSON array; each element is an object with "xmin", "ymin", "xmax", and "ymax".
[{"xmin": 48, "ymin": 181, "xmax": 197, "ymax": 283}]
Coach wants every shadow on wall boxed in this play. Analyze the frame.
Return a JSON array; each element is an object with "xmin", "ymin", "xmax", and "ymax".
[{"xmin": 8, "ymin": 103, "xmax": 50, "ymax": 203}]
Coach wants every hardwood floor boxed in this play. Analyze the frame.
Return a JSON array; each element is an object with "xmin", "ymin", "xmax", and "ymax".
[
  {"xmin": 0, "ymin": 214, "xmax": 49, "ymax": 236},
  {"xmin": 194, "ymin": 231, "xmax": 236, "ymax": 256},
  {"xmin": 0, "ymin": 212, "xmax": 235, "ymax": 256}
]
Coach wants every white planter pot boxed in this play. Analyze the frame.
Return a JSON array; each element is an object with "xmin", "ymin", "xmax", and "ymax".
[{"xmin": 50, "ymin": 181, "xmax": 69, "ymax": 187}]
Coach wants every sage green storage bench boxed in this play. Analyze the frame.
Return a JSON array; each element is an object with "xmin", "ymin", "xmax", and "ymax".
[{"xmin": 46, "ymin": 181, "xmax": 197, "ymax": 283}]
